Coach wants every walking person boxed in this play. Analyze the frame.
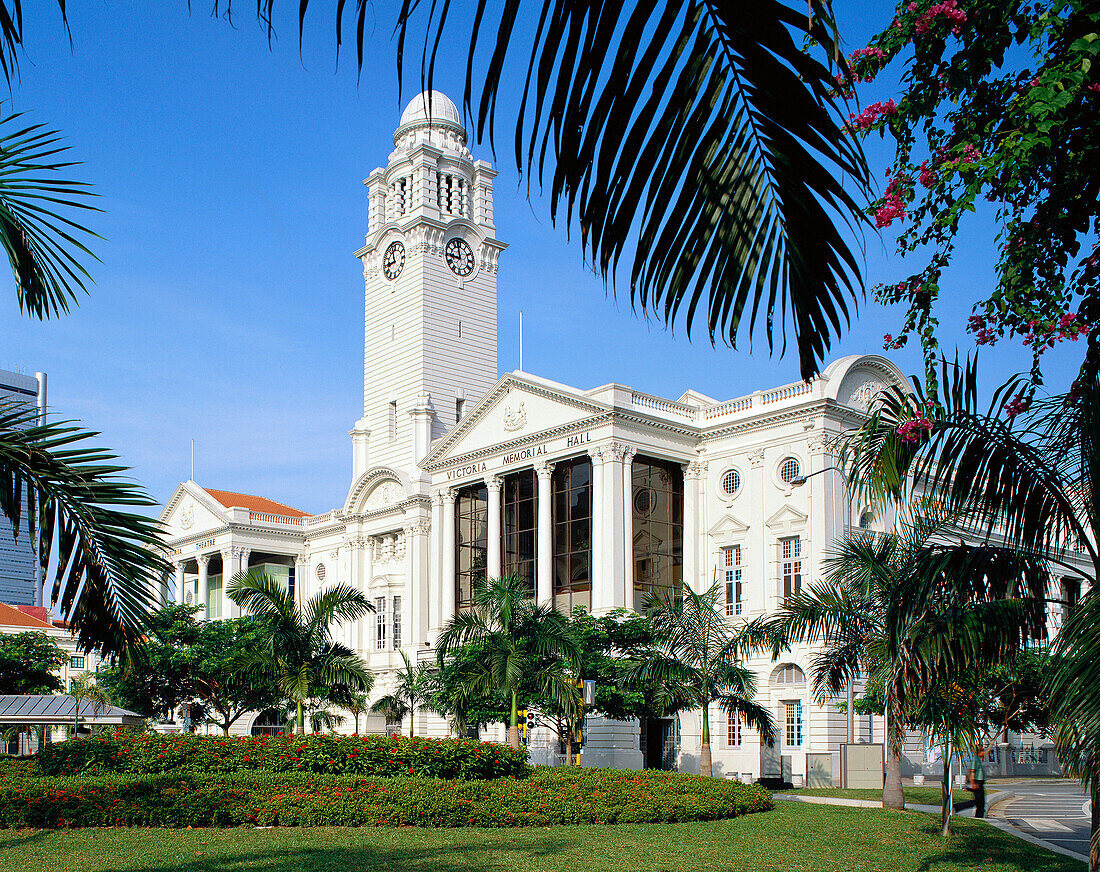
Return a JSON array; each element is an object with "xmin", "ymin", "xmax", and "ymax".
[{"xmin": 968, "ymin": 749, "xmax": 987, "ymax": 818}]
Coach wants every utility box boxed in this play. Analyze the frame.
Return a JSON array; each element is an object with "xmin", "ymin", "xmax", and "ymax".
[
  {"xmin": 806, "ymin": 752, "xmax": 833, "ymax": 788},
  {"xmin": 841, "ymin": 743, "xmax": 883, "ymax": 789}
]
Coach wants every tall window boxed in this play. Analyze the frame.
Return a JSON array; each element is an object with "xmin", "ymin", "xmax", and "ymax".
[
  {"xmin": 727, "ymin": 712, "xmax": 742, "ymax": 748},
  {"xmin": 502, "ymin": 470, "xmax": 537, "ymax": 595},
  {"xmin": 1062, "ymin": 577, "xmax": 1082, "ymax": 625},
  {"xmin": 784, "ymin": 701, "xmax": 803, "ymax": 747},
  {"xmin": 455, "ymin": 483, "xmax": 488, "ymax": 610},
  {"xmin": 392, "ymin": 595, "xmax": 402, "ymax": 649},
  {"xmin": 780, "ymin": 536, "xmax": 802, "ymax": 602},
  {"xmin": 375, "ymin": 596, "xmax": 387, "ymax": 650},
  {"xmin": 207, "ymin": 573, "xmax": 223, "ymax": 620},
  {"xmin": 723, "ymin": 545, "xmax": 743, "ymax": 616},
  {"xmin": 632, "ymin": 456, "xmax": 684, "ymax": 602},
  {"xmin": 388, "ymin": 401, "xmax": 397, "ymax": 440},
  {"xmin": 552, "ymin": 457, "xmax": 592, "ymax": 613}
]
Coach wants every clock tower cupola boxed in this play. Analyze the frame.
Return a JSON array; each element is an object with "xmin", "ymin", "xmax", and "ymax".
[{"xmin": 352, "ymin": 91, "xmax": 504, "ymax": 482}]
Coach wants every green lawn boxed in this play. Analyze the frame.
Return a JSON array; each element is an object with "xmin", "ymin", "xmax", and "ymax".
[
  {"xmin": 786, "ymin": 786, "xmax": 969, "ymax": 805},
  {"xmin": 0, "ymin": 799, "xmax": 1082, "ymax": 872}
]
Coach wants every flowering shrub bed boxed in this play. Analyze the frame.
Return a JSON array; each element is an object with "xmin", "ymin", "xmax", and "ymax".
[
  {"xmin": 37, "ymin": 733, "xmax": 526, "ymax": 780},
  {"xmin": 0, "ymin": 767, "xmax": 771, "ymax": 828}
]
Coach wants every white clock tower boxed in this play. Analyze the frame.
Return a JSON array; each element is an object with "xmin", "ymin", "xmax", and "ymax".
[{"xmin": 352, "ymin": 92, "xmax": 505, "ymax": 482}]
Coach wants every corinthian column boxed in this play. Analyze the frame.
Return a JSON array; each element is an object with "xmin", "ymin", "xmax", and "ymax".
[
  {"xmin": 536, "ymin": 462, "xmax": 555, "ymax": 606},
  {"xmin": 486, "ymin": 475, "xmax": 503, "ymax": 580}
]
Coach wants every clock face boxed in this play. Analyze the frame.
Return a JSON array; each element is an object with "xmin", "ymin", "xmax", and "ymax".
[
  {"xmin": 382, "ymin": 241, "xmax": 405, "ymax": 280},
  {"xmin": 445, "ymin": 238, "xmax": 475, "ymax": 277}
]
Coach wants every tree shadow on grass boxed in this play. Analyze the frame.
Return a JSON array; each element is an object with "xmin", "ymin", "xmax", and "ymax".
[
  {"xmin": 912, "ymin": 818, "xmax": 1083, "ymax": 872},
  {"xmin": 91, "ymin": 832, "xmax": 577, "ymax": 872}
]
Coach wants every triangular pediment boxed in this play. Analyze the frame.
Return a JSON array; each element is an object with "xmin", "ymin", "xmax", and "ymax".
[
  {"xmin": 160, "ymin": 483, "xmax": 229, "ymax": 539},
  {"xmin": 765, "ymin": 505, "xmax": 808, "ymax": 535},
  {"xmin": 423, "ymin": 374, "xmax": 610, "ymax": 469},
  {"xmin": 708, "ymin": 513, "xmax": 751, "ymax": 543}
]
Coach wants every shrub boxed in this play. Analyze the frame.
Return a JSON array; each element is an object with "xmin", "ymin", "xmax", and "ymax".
[
  {"xmin": 37, "ymin": 732, "xmax": 527, "ymax": 780},
  {"xmin": 0, "ymin": 756, "xmax": 40, "ymax": 778},
  {"xmin": 0, "ymin": 767, "xmax": 772, "ymax": 828}
]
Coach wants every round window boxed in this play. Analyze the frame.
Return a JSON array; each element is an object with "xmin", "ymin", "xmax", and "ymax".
[
  {"xmin": 720, "ymin": 469, "xmax": 741, "ymax": 497},
  {"xmin": 633, "ymin": 487, "xmax": 656, "ymax": 516},
  {"xmin": 316, "ymin": 563, "xmax": 326, "ymax": 582},
  {"xmin": 779, "ymin": 457, "xmax": 801, "ymax": 484}
]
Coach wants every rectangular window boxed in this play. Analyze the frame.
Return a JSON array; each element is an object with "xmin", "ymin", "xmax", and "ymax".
[
  {"xmin": 780, "ymin": 536, "xmax": 802, "ymax": 603},
  {"xmin": 552, "ymin": 457, "xmax": 592, "ymax": 613},
  {"xmin": 455, "ymin": 483, "xmax": 488, "ymax": 611},
  {"xmin": 207, "ymin": 573, "xmax": 223, "ymax": 620},
  {"xmin": 632, "ymin": 456, "xmax": 685, "ymax": 601},
  {"xmin": 375, "ymin": 596, "xmax": 386, "ymax": 650},
  {"xmin": 392, "ymin": 596, "xmax": 402, "ymax": 649},
  {"xmin": 723, "ymin": 545, "xmax": 743, "ymax": 616},
  {"xmin": 502, "ymin": 470, "xmax": 538, "ymax": 596},
  {"xmin": 388, "ymin": 401, "xmax": 397, "ymax": 441},
  {"xmin": 727, "ymin": 713, "xmax": 742, "ymax": 747},
  {"xmin": 69, "ymin": 656, "xmax": 84, "ymax": 670},
  {"xmin": 785, "ymin": 701, "xmax": 803, "ymax": 747}
]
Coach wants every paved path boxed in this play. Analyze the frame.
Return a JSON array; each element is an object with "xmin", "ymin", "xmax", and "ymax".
[{"xmin": 990, "ymin": 781, "xmax": 1091, "ymax": 859}]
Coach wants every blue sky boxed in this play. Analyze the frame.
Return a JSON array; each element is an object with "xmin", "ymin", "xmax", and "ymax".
[{"xmin": 0, "ymin": 1, "xmax": 1085, "ymax": 515}]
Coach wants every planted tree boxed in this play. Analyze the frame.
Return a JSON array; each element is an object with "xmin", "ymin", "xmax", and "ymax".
[
  {"xmin": 227, "ymin": 569, "xmax": 374, "ymax": 735},
  {"xmin": 69, "ymin": 671, "xmax": 111, "ymax": 735},
  {"xmin": 0, "ymin": 631, "xmax": 66, "ymax": 694},
  {"xmin": 371, "ymin": 651, "xmax": 431, "ymax": 737},
  {"xmin": 436, "ymin": 574, "xmax": 581, "ymax": 749},
  {"xmin": 768, "ymin": 504, "xmax": 1046, "ymax": 820},
  {"xmin": 631, "ymin": 581, "xmax": 775, "ymax": 778}
]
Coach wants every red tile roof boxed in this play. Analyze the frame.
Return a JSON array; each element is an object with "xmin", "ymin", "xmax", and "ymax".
[
  {"xmin": 0, "ymin": 601, "xmax": 53, "ymax": 629},
  {"xmin": 204, "ymin": 488, "xmax": 311, "ymax": 518}
]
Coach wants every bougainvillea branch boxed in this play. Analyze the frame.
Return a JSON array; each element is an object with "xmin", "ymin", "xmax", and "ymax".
[{"xmin": 843, "ymin": 0, "xmax": 1100, "ymax": 403}]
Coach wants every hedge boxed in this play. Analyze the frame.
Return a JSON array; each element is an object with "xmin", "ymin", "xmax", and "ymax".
[
  {"xmin": 37, "ymin": 732, "xmax": 527, "ymax": 780},
  {"xmin": 0, "ymin": 768, "xmax": 772, "ymax": 828}
]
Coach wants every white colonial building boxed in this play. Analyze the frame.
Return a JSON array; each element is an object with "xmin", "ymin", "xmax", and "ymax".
[{"xmin": 160, "ymin": 92, "xmax": 1068, "ymax": 782}]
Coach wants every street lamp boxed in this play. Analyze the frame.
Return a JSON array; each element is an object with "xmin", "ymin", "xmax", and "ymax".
[{"xmin": 789, "ymin": 466, "xmax": 843, "ymax": 487}]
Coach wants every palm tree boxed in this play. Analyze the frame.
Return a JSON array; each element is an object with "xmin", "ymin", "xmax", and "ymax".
[
  {"xmin": 630, "ymin": 581, "xmax": 774, "ymax": 777},
  {"xmin": 343, "ymin": 691, "xmax": 370, "ymax": 736},
  {"xmin": 768, "ymin": 506, "xmax": 1046, "ymax": 820},
  {"xmin": 436, "ymin": 574, "xmax": 581, "ymax": 749},
  {"xmin": 69, "ymin": 670, "xmax": 112, "ymax": 736},
  {"xmin": 371, "ymin": 651, "xmax": 431, "ymax": 738},
  {"xmin": 842, "ymin": 360, "xmax": 1098, "ymax": 854},
  {"xmin": 227, "ymin": 568, "xmax": 374, "ymax": 735}
]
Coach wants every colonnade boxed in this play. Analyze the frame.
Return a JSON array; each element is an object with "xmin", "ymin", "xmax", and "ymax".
[{"xmin": 428, "ymin": 443, "xmax": 703, "ymax": 636}]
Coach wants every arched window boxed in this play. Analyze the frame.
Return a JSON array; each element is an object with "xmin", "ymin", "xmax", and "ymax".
[
  {"xmin": 251, "ymin": 708, "xmax": 286, "ymax": 736},
  {"xmin": 771, "ymin": 664, "xmax": 807, "ymax": 686}
]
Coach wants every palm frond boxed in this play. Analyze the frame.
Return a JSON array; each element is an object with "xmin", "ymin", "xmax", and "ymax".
[
  {"xmin": 226, "ymin": 569, "xmax": 295, "ymax": 622},
  {"xmin": 385, "ymin": 0, "xmax": 869, "ymax": 380},
  {"xmin": 0, "ymin": 401, "xmax": 168, "ymax": 658},
  {"xmin": 302, "ymin": 582, "xmax": 374, "ymax": 639},
  {"xmin": 0, "ymin": 109, "xmax": 100, "ymax": 319},
  {"xmin": 371, "ymin": 693, "xmax": 409, "ymax": 723}
]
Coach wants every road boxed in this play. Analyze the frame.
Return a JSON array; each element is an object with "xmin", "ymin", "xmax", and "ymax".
[{"xmin": 990, "ymin": 781, "xmax": 1092, "ymax": 858}]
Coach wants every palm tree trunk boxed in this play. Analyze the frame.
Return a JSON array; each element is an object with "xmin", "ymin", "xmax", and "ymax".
[
  {"xmin": 700, "ymin": 707, "xmax": 712, "ymax": 777},
  {"xmin": 940, "ymin": 749, "xmax": 952, "ymax": 836},
  {"xmin": 296, "ymin": 700, "xmax": 305, "ymax": 735},
  {"xmin": 1090, "ymin": 766, "xmax": 1098, "ymax": 872},
  {"xmin": 508, "ymin": 690, "xmax": 520, "ymax": 750},
  {"xmin": 882, "ymin": 697, "xmax": 905, "ymax": 810},
  {"xmin": 409, "ymin": 705, "xmax": 415, "ymax": 738},
  {"xmin": 354, "ymin": 714, "xmax": 359, "ymax": 735}
]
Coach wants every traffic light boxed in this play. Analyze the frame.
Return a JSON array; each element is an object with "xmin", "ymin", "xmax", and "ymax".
[
  {"xmin": 527, "ymin": 710, "xmax": 536, "ymax": 732},
  {"xmin": 517, "ymin": 709, "xmax": 527, "ymax": 735}
]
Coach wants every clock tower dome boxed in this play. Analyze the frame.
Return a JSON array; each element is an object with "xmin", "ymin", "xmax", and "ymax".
[{"xmin": 352, "ymin": 92, "xmax": 504, "ymax": 482}]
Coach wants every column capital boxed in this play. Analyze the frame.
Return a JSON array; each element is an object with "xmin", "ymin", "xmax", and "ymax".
[
  {"xmin": 173, "ymin": 561, "xmax": 185, "ymax": 572},
  {"xmin": 535, "ymin": 460, "xmax": 556, "ymax": 479},
  {"xmin": 404, "ymin": 520, "xmax": 431, "ymax": 537},
  {"xmin": 485, "ymin": 474, "xmax": 504, "ymax": 492},
  {"xmin": 683, "ymin": 460, "xmax": 707, "ymax": 480},
  {"xmin": 598, "ymin": 442, "xmax": 634, "ymax": 464},
  {"xmin": 196, "ymin": 554, "xmax": 210, "ymax": 568}
]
